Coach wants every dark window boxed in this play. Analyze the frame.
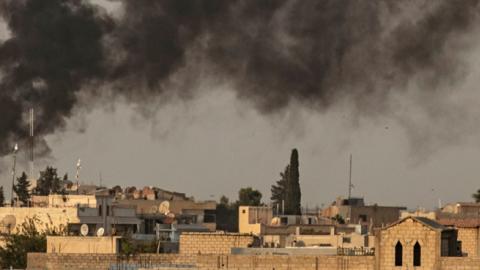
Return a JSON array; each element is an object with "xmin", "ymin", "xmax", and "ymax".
[
  {"xmin": 343, "ymin": 237, "xmax": 351, "ymax": 244},
  {"xmin": 359, "ymin": 215, "xmax": 367, "ymax": 222},
  {"xmin": 413, "ymin": 242, "xmax": 421, "ymax": 266},
  {"xmin": 395, "ymin": 241, "xmax": 403, "ymax": 266},
  {"xmin": 280, "ymin": 217, "xmax": 288, "ymax": 225},
  {"xmin": 204, "ymin": 210, "xmax": 216, "ymax": 223},
  {"xmin": 98, "ymin": 205, "xmax": 102, "ymax": 216}
]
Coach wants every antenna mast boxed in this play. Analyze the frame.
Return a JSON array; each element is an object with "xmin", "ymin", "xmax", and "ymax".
[
  {"xmin": 29, "ymin": 108, "xmax": 34, "ymax": 179},
  {"xmin": 348, "ymin": 154, "xmax": 353, "ymax": 199}
]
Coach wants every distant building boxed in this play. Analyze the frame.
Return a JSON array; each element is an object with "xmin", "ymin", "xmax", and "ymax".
[
  {"xmin": 438, "ymin": 217, "xmax": 480, "ymax": 257},
  {"xmin": 441, "ymin": 202, "xmax": 480, "ymax": 216},
  {"xmin": 238, "ymin": 205, "xmax": 372, "ymax": 250},
  {"xmin": 400, "ymin": 208, "xmax": 437, "ymax": 220},
  {"xmin": 322, "ymin": 197, "xmax": 406, "ymax": 229}
]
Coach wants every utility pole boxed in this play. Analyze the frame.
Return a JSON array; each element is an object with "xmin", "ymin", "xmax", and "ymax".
[
  {"xmin": 76, "ymin": 159, "xmax": 81, "ymax": 195},
  {"xmin": 348, "ymin": 154, "xmax": 353, "ymax": 199},
  {"xmin": 29, "ymin": 108, "xmax": 34, "ymax": 179},
  {"xmin": 11, "ymin": 144, "xmax": 18, "ymax": 207}
]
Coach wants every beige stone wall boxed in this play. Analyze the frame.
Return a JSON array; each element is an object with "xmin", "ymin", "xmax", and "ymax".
[
  {"xmin": 377, "ymin": 218, "xmax": 440, "ymax": 270},
  {"xmin": 457, "ymin": 228, "xmax": 478, "ymax": 257},
  {"xmin": 27, "ymin": 253, "xmax": 375, "ymax": 270},
  {"xmin": 47, "ymin": 236, "xmax": 121, "ymax": 254},
  {"xmin": 32, "ymin": 195, "xmax": 97, "ymax": 208},
  {"xmin": 439, "ymin": 257, "xmax": 480, "ymax": 269},
  {"xmin": 0, "ymin": 207, "xmax": 80, "ymax": 233},
  {"xmin": 238, "ymin": 206, "xmax": 271, "ymax": 235},
  {"xmin": 179, "ymin": 232, "xmax": 254, "ymax": 254},
  {"xmin": 27, "ymin": 252, "xmax": 480, "ymax": 270}
]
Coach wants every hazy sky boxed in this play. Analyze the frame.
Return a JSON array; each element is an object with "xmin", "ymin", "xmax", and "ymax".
[{"xmin": 1, "ymin": 1, "xmax": 480, "ymax": 209}]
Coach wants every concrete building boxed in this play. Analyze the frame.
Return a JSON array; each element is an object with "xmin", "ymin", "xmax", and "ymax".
[
  {"xmin": 400, "ymin": 208, "xmax": 437, "ymax": 220},
  {"xmin": 438, "ymin": 218, "xmax": 480, "ymax": 257},
  {"xmin": 116, "ymin": 199, "xmax": 217, "ymax": 233},
  {"xmin": 322, "ymin": 197, "xmax": 406, "ymax": 229},
  {"xmin": 441, "ymin": 202, "xmax": 480, "ymax": 216},
  {"xmin": 0, "ymin": 194, "xmax": 141, "ymax": 235}
]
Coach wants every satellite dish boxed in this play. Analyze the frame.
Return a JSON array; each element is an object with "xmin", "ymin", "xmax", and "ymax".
[
  {"xmin": 271, "ymin": 217, "xmax": 280, "ymax": 226},
  {"xmin": 96, "ymin": 227, "xmax": 105, "ymax": 237},
  {"xmin": 158, "ymin": 201, "xmax": 170, "ymax": 214},
  {"xmin": 80, "ymin": 224, "xmax": 89, "ymax": 236},
  {"xmin": 3, "ymin": 215, "xmax": 16, "ymax": 229}
]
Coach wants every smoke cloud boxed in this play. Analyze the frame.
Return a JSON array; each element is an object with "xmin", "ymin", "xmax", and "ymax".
[{"xmin": 0, "ymin": 0, "xmax": 479, "ymax": 159}]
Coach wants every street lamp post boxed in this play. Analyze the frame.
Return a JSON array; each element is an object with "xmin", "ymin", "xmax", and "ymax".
[{"xmin": 11, "ymin": 143, "xmax": 18, "ymax": 207}]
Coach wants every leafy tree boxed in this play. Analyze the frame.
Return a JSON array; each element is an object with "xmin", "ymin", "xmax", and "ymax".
[
  {"xmin": 34, "ymin": 166, "xmax": 63, "ymax": 195},
  {"xmin": 333, "ymin": 214, "xmax": 346, "ymax": 224},
  {"xmin": 238, "ymin": 187, "xmax": 262, "ymax": 206},
  {"xmin": 0, "ymin": 186, "xmax": 5, "ymax": 207},
  {"xmin": 271, "ymin": 165, "xmax": 289, "ymax": 213},
  {"xmin": 0, "ymin": 217, "xmax": 62, "ymax": 269},
  {"xmin": 216, "ymin": 195, "xmax": 238, "ymax": 232},
  {"xmin": 14, "ymin": 172, "xmax": 31, "ymax": 206},
  {"xmin": 473, "ymin": 189, "xmax": 480, "ymax": 203},
  {"xmin": 285, "ymin": 149, "xmax": 301, "ymax": 215}
]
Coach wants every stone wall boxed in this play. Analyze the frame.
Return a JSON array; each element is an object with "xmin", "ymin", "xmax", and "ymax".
[
  {"xmin": 179, "ymin": 232, "xmax": 254, "ymax": 254},
  {"xmin": 457, "ymin": 228, "xmax": 478, "ymax": 257},
  {"xmin": 439, "ymin": 257, "xmax": 480, "ymax": 269},
  {"xmin": 26, "ymin": 252, "xmax": 480, "ymax": 270},
  {"xmin": 196, "ymin": 255, "xmax": 375, "ymax": 270},
  {"xmin": 27, "ymin": 253, "xmax": 197, "ymax": 270},
  {"xmin": 27, "ymin": 253, "xmax": 375, "ymax": 270},
  {"xmin": 47, "ymin": 236, "xmax": 121, "ymax": 254}
]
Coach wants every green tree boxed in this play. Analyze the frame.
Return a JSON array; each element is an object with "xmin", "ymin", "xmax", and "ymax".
[
  {"xmin": 473, "ymin": 189, "xmax": 480, "ymax": 203},
  {"xmin": 0, "ymin": 186, "xmax": 5, "ymax": 207},
  {"xmin": 285, "ymin": 149, "xmax": 301, "ymax": 215},
  {"xmin": 238, "ymin": 187, "xmax": 262, "ymax": 206},
  {"xmin": 34, "ymin": 166, "xmax": 63, "ymax": 195},
  {"xmin": 216, "ymin": 195, "xmax": 238, "ymax": 232},
  {"xmin": 271, "ymin": 165, "xmax": 289, "ymax": 213},
  {"xmin": 14, "ymin": 172, "xmax": 31, "ymax": 206}
]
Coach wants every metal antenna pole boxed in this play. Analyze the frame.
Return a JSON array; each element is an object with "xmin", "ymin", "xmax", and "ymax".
[
  {"xmin": 11, "ymin": 144, "xmax": 18, "ymax": 206},
  {"xmin": 29, "ymin": 108, "xmax": 34, "ymax": 179},
  {"xmin": 76, "ymin": 159, "xmax": 81, "ymax": 195},
  {"xmin": 348, "ymin": 154, "xmax": 352, "ymax": 199}
]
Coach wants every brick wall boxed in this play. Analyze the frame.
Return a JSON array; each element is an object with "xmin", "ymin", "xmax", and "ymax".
[
  {"xmin": 179, "ymin": 232, "xmax": 254, "ymax": 254},
  {"xmin": 457, "ymin": 228, "xmax": 478, "ymax": 257}
]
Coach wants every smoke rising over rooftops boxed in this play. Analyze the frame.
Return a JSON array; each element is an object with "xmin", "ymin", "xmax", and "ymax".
[{"xmin": 0, "ymin": 0, "xmax": 479, "ymax": 159}]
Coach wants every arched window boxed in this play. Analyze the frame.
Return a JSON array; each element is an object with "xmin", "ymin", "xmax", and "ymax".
[
  {"xmin": 414, "ymin": 241, "xmax": 421, "ymax": 266},
  {"xmin": 395, "ymin": 241, "xmax": 403, "ymax": 266}
]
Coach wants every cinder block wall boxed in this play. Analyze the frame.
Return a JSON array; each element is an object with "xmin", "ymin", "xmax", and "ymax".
[{"xmin": 179, "ymin": 232, "xmax": 254, "ymax": 254}]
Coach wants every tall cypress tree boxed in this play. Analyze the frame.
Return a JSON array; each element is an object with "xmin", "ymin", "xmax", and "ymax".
[
  {"xmin": 285, "ymin": 149, "xmax": 301, "ymax": 215},
  {"xmin": 14, "ymin": 172, "xmax": 31, "ymax": 206},
  {"xmin": 0, "ymin": 186, "xmax": 4, "ymax": 207}
]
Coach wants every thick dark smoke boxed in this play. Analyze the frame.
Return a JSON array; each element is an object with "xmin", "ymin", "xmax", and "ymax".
[{"xmin": 0, "ymin": 0, "xmax": 479, "ymax": 159}]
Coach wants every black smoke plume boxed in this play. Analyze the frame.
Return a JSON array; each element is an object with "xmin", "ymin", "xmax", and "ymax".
[{"xmin": 0, "ymin": 0, "xmax": 479, "ymax": 158}]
